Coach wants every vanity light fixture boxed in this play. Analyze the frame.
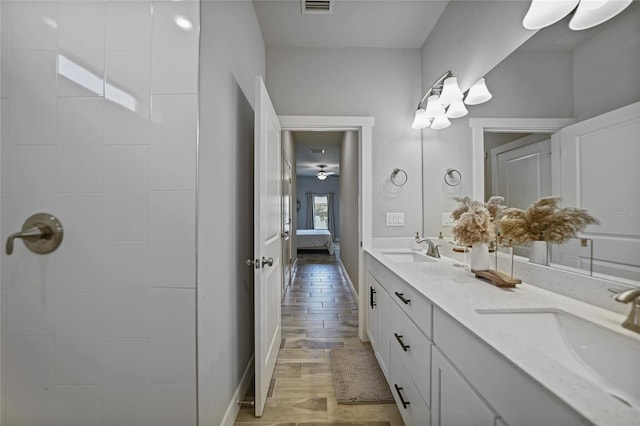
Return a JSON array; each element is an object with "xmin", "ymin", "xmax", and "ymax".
[
  {"xmin": 522, "ymin": 0, "xmax": 632, "ymax": 31},
  {"xmin": 411, "ymin": 71, "xmax": 492, "ymax": 130}
]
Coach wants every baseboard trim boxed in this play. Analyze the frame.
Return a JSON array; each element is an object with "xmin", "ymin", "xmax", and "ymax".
[
  {"xmin": 220, "ymin": 354, "xmax": 255, "ymax": 426},
  {"xmin": 338, "ymin": 258, "xmax": 358, "ymax": 304}
]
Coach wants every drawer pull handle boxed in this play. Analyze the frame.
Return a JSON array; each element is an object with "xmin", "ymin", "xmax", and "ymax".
[
  {"xmin": 395, "ymin": 291, "xmax": 411, "ymax": 304},
  {"xmin": 394, "ymin": 333, "xmax": 410, "ymax": 351},
  {"xmin": 394, "ymin": 384, "xmax": 410, "ymax": 409},
  {"xmin": 370, "ymin": 286, "xmax": 377, "ymax": 308}
]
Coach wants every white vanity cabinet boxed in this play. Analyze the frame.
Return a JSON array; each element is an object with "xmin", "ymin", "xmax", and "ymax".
[
  {"xmin": 367, "ymin": 254, "xmax": 433, "ymax": 424},
  {"xmin": 367, "ymin": 271, "xmax": 391, "ymax": 375},
  {"xmin": 431, "ymin": 347, "xmax": 499, "ymax": 426},
  {"xmin": 365, "ymin": 252, "xmax": 590, "ymax": 426}
]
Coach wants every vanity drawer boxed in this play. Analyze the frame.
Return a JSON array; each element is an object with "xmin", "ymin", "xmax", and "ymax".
[
  {"xmin": 390, "ymin": 277, "xmax": 432, "ymax": 338},
  {"xmin": 389, "ymin": 299, "xmax": 431, "ymax": 406},
  {"xmin": 390, "ymin": 342, "xmax": 431, "ymax": 426}
]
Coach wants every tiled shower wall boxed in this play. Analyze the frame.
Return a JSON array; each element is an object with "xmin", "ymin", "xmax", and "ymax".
[{"xmin": 0, "ymin": 1, "xmax": 199, "ymax": 424}]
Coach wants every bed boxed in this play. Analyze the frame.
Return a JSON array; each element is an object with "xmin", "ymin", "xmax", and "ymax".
[{"xmin": 296, "ymin": 229, "xmax": 334, "ymax": 255}]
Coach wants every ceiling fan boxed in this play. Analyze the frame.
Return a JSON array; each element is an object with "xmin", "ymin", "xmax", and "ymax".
[{"xmin": 316, "ymin": 164, "xmax": 336, "ymax": 181}]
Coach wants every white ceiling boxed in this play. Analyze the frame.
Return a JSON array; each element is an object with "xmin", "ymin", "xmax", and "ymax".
[
  {"xmin": 293, "ymin": 131, "xmax": 343, "ymax": 177},
  {"xmin": 253, "ymin": 0, "xmax": 449, "ymax": 49}
]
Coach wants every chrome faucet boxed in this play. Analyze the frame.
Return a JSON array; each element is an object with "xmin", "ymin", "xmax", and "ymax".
[
  {"xmin": 415, "ymin": 235, "xmax": 441, "ymax": 258},
  {"xmin": 613, "ymin": 288, "xmax": 640, "ymax": 333}
]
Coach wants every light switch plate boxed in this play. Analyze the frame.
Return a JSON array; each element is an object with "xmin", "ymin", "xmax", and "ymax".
[
  {"xmin": 442, "ymin": 212, "xmax": 455, "ymax": 226},
  {"xmin": 386, "ymin": 212, "xmax": 405, "ymax": 227}
]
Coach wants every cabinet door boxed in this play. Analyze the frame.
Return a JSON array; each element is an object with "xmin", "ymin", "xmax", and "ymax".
[
  {"xmin": 367, "ymin": 273, "xmax": 379, "ymax": 349},
  {"xmin": 376, "ymin": 283, "xmax": 390, "ymax": 375},
  {"xmin": 432, "ymin": 348, "xmax": 497, "ymax": 426}
]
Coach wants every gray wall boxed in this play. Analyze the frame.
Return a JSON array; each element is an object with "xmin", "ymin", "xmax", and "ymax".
[
  {"xmin": 198, "ymin": 1, "xmax": 265, "ymax": 424},
  {"xmin": 340, "ymin": 131, "xmax": 360, "ymax": 287},
  {"xmin": 296, "ymin": 175, "xmax": 340, "ymax": 239},
  {"xmin": 266, "ymin": 47, "xmax": 423, "ymax": 239}
]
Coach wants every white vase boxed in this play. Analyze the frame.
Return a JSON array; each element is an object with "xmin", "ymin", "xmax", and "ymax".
[
  {"xmin": 529, "ymin": 241, "xmax": 548, "ymax": 265},
  {"xmin": 470, "ymin": 242, "xmax": 491, "ymax": 271}
]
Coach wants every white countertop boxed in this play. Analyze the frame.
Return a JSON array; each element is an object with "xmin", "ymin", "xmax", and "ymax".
[{"xmin": 366, "ymin": 247, "xmax": 640, "ymax": 426}]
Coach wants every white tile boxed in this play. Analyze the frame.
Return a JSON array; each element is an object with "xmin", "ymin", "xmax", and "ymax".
[
  {"xmin": 103, "ymin": 338, "xmax": 150, "ymax": 426},
  {"xmin": 149, "ymin": 191, "xmax": 195, "ymax": 287},
  {"xmin": 4, "ymin": 337, "xmax": 55, "ymax": 424},
  {"xmin": 10, "ymin": 50, "xmax": 57, "ymax": 144},
  {"xmin": 54, "ymin": 194, "xmax": 103, "ymax": 289},
  {"xmin": 106, "ymin": 1, "xmax": 152, "ymax": 51},
  {"xmin": 6, "ymin": 145, "xmax": 57, "ymax": 221},
  {"xmin": 54, "ymin": 385, "xmax": 101, "ymax": 426},
  {"xmin": 103, "ymin": 284, "xmax": 148, "ymax": 338},
  {"xmin": 104, "ymin": 50, "xmax": 151, "ymax": 145},
  {"xmin": 148, "ymin": 384, "xmax": 196, "ymax": 426},
  {"xmin": 55, "ymin": 290, "xmax": 102, "ymax": 384},
  {"xmin": 58, "ymin": 2, "xmax": 105, "ymax": 97},
  {"xmin": 151, "ymin": 1, "xmax": 199, "ymax": 94},
  {"xmin": 103, "ymin": 242, "xmax": 149, "ymax": 285},
  {"xmin": 104, "ymin": 99, "xmax": 151, "ymax": 146},
  {"xmin": 103, "ymin": 146, "xmax": 149, "ymax": 241},
  {"xmin": 6, "ymin": 253, "xmax": 56, "ymax": 336},
  {"xmin": 150, "ymin": 94, "xmax": 197, "ymax": 191},
  {"xmin": 105, "ymin": 50, "xmax": 151, "ymax": 114},
  {"xmin": 11, "ymin": 1, "xmax": 58, "ymax": 50},
  {"xmin": 56, "ymin": 98, "xmax": 104, "ymax": 192},
  {"xmin": 148, "ymin": 288, "xmax": 195, "ymax": 384}
]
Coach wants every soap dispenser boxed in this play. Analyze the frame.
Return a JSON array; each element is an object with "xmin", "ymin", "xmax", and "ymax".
[{"xmin": 412, "ymin": 232, "xmax": 422, "ymax": 251}]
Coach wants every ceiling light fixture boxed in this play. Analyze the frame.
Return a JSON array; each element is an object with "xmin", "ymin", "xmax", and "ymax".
[
  {"xmin": 317, "ymin": 165, "xmax": 329, "ymax": 181},
  {"xmin": 411, "ymin": 71, "xmax": 492, "ymax": 130},
  {"xmin": 522, "ymin": 0, "xmax": 632, "ymax": 31}
]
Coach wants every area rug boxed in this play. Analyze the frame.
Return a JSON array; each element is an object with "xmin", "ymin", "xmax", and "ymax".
[{"xmin": 330, "ymin": 347, "xmax": 394, "ymax": 404}]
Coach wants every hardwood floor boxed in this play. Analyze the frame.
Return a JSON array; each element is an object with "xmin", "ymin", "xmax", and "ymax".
[{"xmin": 235, "ymin": 249, "xmax": 404, "ymax": 426}]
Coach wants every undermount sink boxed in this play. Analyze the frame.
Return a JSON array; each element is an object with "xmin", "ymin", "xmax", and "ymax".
[
  {"xmin": 476, "ymin": 308, "xmax": 640, "ymax": 408},
  {"xmin": 380, "ymin": 250, "xmax": 437, "ymax": 264}
]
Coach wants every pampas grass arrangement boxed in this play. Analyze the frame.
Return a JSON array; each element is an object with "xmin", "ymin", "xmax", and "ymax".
[
  {"xmin": 451, "ymin": 196, "xmax": 505, "ymax": 245},
  {"xmin": 498, "ymin": 197, "xmax": 599, "ymax": 244}
]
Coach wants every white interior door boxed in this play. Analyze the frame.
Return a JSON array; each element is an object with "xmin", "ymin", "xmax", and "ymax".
[
  {"xmin": 254, "ymin": 76, "xmax": 282, "ymax": 417},
  {"xmin": 492, "ymin": 137, "xmax": 551, "ymax": 210},
  {"xmin": 556, "ymin": 102, "xmax": 640, "ymax": 280},
  {"xmin": 282, "ymin": 160, "xmax": 292, "ymax": 293}
]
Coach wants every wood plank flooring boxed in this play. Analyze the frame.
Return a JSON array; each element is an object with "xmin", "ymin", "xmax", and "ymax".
[{"xmin": 235, "ymin": 250, "xmax": 404, "ymax": 426}]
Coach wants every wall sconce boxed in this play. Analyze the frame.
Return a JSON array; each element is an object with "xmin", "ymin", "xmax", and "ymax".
[
  {"xmin": 522, "ymin": 0, "xmax": 632, "ymax": 31},
  {"xmin": 411, "ymin": 71, "xmax": 492, "ymax": 130}
]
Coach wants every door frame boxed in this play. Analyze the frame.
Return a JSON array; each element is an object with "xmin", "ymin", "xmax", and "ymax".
[
  {"xmin": 469, "ymin": 118, "xmax": 574, "ymax": 201},
  {"xmin": 278, "ymin": 115, "xmax": 374, "ymax": 341}
]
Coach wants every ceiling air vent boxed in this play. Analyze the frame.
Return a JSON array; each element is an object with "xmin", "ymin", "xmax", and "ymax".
[{"xmin": 301, "ymin": 0, "xmax": 334, "ymax": 15}]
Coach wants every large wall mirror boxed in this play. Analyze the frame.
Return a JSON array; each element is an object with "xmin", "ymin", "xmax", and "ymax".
[{"xmin": 470, "ymin": 6, "xmax": 640, "ymax": 286}]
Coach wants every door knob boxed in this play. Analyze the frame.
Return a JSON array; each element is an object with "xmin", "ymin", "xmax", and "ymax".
[
  {"xmin": 6, "ymin": 213, "xmax": 63, "ymax": 255},
  {"xmin": 261, "ymin": 257, "xmax": 274, "ymax": 267},
  {"xmin": 245, "ymin": 258, "xmax": 259, "ymax": 269}
]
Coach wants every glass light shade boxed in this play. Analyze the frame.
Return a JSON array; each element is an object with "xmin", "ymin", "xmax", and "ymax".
[
  {"xmin": 522, "ymin": 0, "xmax": 579, "ymax": 29},
  {"xmin": 430, "ymin": 114, "xmax": 451, "ymax": 130},
  {"xmin": 317, "ymin": 171, "xmax": 328, "ymax": 180},
  {"xmin": 446, "ymin": 100, "xmax": 468, "ymax": 119},
  {"xmin": 464, "ymin": 78, "xmax": 492, "ymax": 105},
  {"xmin": 569, "ymin": 0, "xmax": 632, "ymax": 30},
  {"xmin": 411, "ymin": 108, "xmax": 431, "ymax": 129},
  {"xmin": 424, "ymin": 94, "xmax": 446, "ymax": 118},
  {"xmin": 439, "ymin": 77, "xmax": 464, "ymax": 105}
]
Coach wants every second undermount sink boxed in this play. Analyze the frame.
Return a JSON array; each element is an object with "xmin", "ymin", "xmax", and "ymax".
[
  {"xmin": 380, "ymin": 250, "xmax": 437, "ymax": 264},
  {"xmin": 476, "ymin": 308, "xmax": 640, "ymax": 408}
]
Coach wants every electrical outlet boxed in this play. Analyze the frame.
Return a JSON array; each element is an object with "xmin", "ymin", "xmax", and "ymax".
[
  {"xmin": 386, "ymin": 212, "xmax": 405, "ymax": 227},
  {"xmin": 442, "ymin": 212, "xmax": 455, "ymax": 226}
]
